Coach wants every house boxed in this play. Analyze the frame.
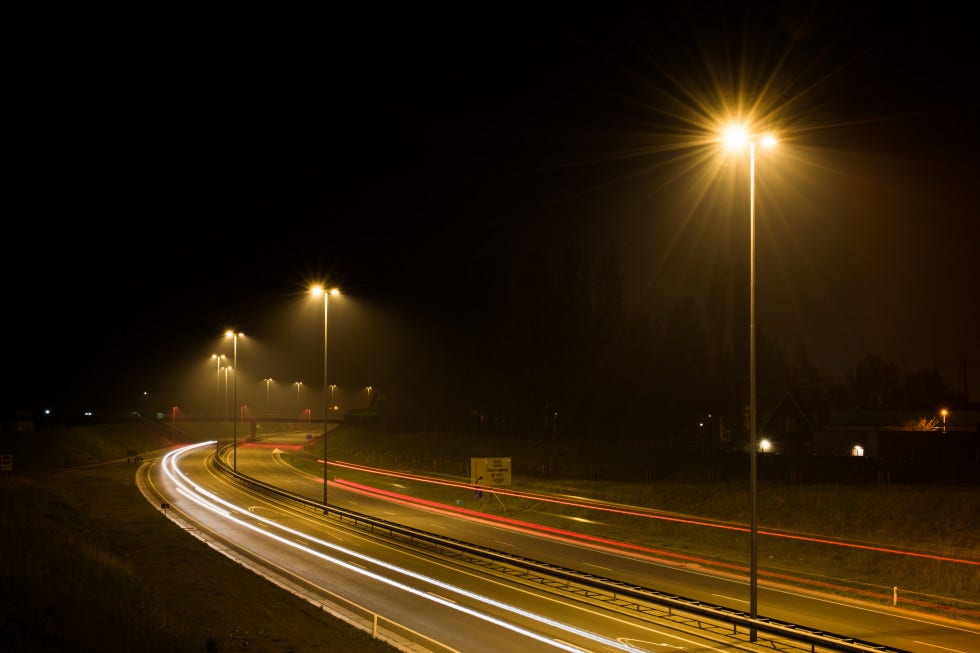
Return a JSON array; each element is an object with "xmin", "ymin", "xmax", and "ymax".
[{"xmin": 759, "ymin": 393, "xmax": 816, "ymax": 454}]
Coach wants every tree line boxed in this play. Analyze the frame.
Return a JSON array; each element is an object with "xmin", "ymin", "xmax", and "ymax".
[{"xmin": 380, "ymin": 242, "xmax": 965, "ymax": 447}]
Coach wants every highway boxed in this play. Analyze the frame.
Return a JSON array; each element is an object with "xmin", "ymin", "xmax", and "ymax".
[{"xmin": 139, "ymin": 433, "xmax": 980, "ymax": 653}]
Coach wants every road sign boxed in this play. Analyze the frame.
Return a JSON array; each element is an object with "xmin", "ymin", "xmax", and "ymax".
[{"xmin": 470, "ymin": 457, "xmax": 511, "ymax": 486}]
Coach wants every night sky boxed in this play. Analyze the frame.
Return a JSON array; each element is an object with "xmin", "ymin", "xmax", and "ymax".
[{"xmin": 7, "ymin": 3, "xmax": 979, "ymax": 416}]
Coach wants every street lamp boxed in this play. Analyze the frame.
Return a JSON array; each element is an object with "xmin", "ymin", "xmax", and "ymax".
[
  {"xmin": 225, "ymin": 330, "xmax": 244, "ymax": 471},
  {"xmin": 329, "ymin": 384, "xmax": 337, "ymax": 416},
  {"xmin": 365, "ymin": 385, "xmax": 373, "ymax": 408},
  {"xmin": 311, "ymin": 284, "xmax": 340, "ymax": 509},
  {"xmin": 295, "ymin": 381, "xmax": 303, "ymax": 416},
  {"xmin": 940, "ymin": 408, "xmax": 949, "ymax": 433},
  {"xmin": 223, "ymin": 365, "xmax": 231, "ymax": 426},
  {"xmin": 211, "ymin": 354, "xmax": 226, "ymax": 441},
  {"xmin": 724, "ymin": 124, "xmax": 777, "ymax": 640},
  {"xmin": 264, "ymin": 378, "xmax": 273, "ymax": 416}
]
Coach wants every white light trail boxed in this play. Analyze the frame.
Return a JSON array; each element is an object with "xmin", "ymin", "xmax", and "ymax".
[{"xmin": 162, "ymin": 442, "xmax": 652, "ymax": 653}]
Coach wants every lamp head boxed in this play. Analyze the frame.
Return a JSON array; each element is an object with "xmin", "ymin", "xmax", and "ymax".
[
  {"xmin": 722, "ymin": 123, "xmax": 777, "ymax": 151},
  {"xmin": 311, "ymin": 284, "xmax": 341, "ymax": 299}
]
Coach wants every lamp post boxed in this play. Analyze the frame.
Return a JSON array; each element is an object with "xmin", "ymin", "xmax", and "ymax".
[
  {"xmin": 264, "ymin": 378, "xmax": 273, "ymax": 416},
  {"xmin": 225, "ymin": 330, "xmax": 244, "ymax": 471},
  {"xmin": 940, "ymin": 408, "xmax": 949, "ymax": 433},
  {"xmin": 211, "ymin": 354, "xmax": 226, "ymax": 441},
  {"xmin": 724, "ymin": 125, "xmax": 776, "ymax": 641},
  {"xmin": 329, "ymin": 384, "xmax": 337, "ymax": 416},
  {"xmin": 311, "ymin": 284, "xmax": 340, "ymax": 510},
  {"xmin": 365, "ymin": 385, "xmax": 373, "ymax": 408},
  {"xmin": 223, "ymin": 365, "xmax": 231, "ymax": 427},
  {"xmin": 295, "ymin": 381, "xmax": 303, "ymax": 417}
]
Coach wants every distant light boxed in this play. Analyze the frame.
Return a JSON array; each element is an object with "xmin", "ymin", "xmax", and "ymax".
[
  {"xmin": 852, "ymin": 445, "xmax": 864, "ymax": 457},
  {"xmin": 84, "ymin": 411, "xmax": 93, "ymax": 417},
  {"xmin": 759, "ymin": 439, "xmax": 772, "ymax": 452}
]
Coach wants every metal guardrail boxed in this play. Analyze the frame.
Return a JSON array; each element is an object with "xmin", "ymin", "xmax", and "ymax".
[{"xmin": 213, "ymin": 450, "xmax": 914, "ymax": 653}]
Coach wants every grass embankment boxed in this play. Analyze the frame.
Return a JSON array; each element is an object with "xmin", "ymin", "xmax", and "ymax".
[{"xmin": 0, "ymin": 417, "xmax": 399, "ymax": 653}]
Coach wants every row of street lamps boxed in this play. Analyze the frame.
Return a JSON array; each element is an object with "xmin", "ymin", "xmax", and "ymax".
[
  {"xmin": 211, "ymin": 375, "xmax": 368, "ymax": 424},
  {"xmin": 199, "ymin": 127, "xmax": 771, "ymax": 628},
  {"xmin": 198, "ymin": 125, "xmax": 773, "ymax": 630},
  {"xmin": 209, "ymin": 287, "xmax": 340, "ymax": 504}
]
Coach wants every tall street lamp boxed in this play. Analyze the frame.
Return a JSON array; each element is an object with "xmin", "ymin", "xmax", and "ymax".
[
  {"xmin": 223, "ymin": 365, "xmax": 231, "ymax": 426},
  {"xmin": 211, "ymin": 354, "xmax": 226, "ymax": 441},
  {"xmin": 940, "ymin": 408, "xmax": 949, "ymax": 433},
  {"xmin": 295, "ymin": 381, "xmax": 303, "ymax": 417},
  {"xmin": 264, "ymin": 378, "xmax": 273, "ymax": 416},
  {"xmin": 311, "ymin": 284, "xmax": 340, "ymax": 510},
  {"xmin": 724, "ymin": 124, "xmax": 776, "ymax": 641},
  {"xmin": 226, "ymin": 330, "xmax": 244, "ymax": 471}
]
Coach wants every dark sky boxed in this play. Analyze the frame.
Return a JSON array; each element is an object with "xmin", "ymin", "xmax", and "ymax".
[{"xmin": 7, "ymin": 2, "xmax": 979, "ymax": 414}]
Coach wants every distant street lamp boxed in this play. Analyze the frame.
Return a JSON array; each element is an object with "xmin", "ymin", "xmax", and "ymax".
[
  {"xmin": 226, "ymin": 330, "xmax": 244, "ymax": 471},
  {"xmin": 329, "ymin": 384, "xmax": 337, "ymax": 416},
  {"xmin": 264, "ymin": 378, "xmax": 274, "ymax": 416},
  {"xmin": 295, "ymin": 381, "xmax": 303, "ymax": 417},
  {"xmin": 940, "ymin": 408, "xmax": 949, "ymax": 433},
  {"xmin": 311, "ymin": 284, "xmax": 340, "ymax": 509},
  {"xmin": 724, "ymin": 124, "xmax": 777, "ymax": 641},
  {"xmin": 365, "ymin": 385, "xmax": 373, "ymax": 408}
]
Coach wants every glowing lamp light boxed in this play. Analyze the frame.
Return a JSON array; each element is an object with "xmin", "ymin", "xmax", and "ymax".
[{"xmin": 723, "ymin": 124, "xmax": 777, "ymax": 151}]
